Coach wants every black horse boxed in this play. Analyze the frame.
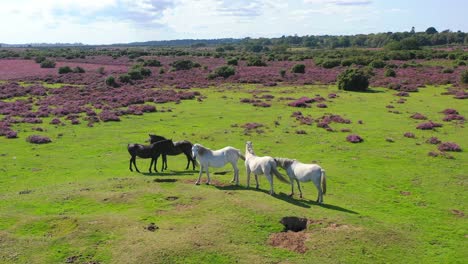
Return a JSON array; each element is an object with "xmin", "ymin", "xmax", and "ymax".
[
  {"xmin": 148, "ymin": 134, "xmax": 196, "ymax": 171},
  {"xmin": 128, "ymin": 139, "xmax": 177, "ymax": 173}
]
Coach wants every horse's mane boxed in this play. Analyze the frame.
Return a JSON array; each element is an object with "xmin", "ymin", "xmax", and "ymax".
[
  {"xmin": 274, "ymin": 157, "xmax": 295, "ymax": 168},
  {"xmin": 194, "ymin": 144, "xmax": 210, "ymax": 156},
  {"xmin": 246, "ymin": 141, "xmax": 255, "ymax": 155}
]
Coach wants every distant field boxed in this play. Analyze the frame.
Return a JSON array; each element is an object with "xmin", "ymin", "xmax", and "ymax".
[{"xmin": 1, "ymin": 82, "xmax": 466, "ymax": 263}]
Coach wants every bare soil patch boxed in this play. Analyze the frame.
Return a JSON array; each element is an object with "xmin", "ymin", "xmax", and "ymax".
[
  {"xmin": 153, "ymin": 178, "xmax": 178, "ymax": 183},
  {"xmin": 146, "ymin": 223, "xmax": 159, "ymax": 232},
  {"xmin": 268, "ymin": 231, "xmax": 308, "ymax": 253},
  {"xmin": 451, "ymin": 209, "xmax": 464, "ymax": 217}
]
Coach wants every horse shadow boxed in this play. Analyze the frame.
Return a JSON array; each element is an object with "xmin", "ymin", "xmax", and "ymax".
[
  {"xmin": 141, "ymin": 170, "xmax": 197, "ymax": 177},
  {"xmin": 214, "ymin": 185, "xmax": 358, "ymax": 214}
]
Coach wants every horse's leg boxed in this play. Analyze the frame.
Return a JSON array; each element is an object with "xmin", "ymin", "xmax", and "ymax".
[
  {"xmin": 149, "ymin": 158, "xmax": 154, "ymax": 173},
  {"xmin": 254, "ymin": 174, "xmax": 259, "ymax": 189},
  {"xmin": 195, "ymin": 165, "xmax": 204, "ymax": 185},
  {"xmin": 296, "ymin": 180, "xmax": 303, "ymax": 199},
  {"xmin": 163, "ymin": 154, "xmax": 168, "ymax": 170},
  {"xmin": 231, "ymin": 163, "xmax": 239, "ymax": 185},
  {"xmin": 153, "ymin": 154, "xmax": 159, "ymax": 172},
  {"xmin": 133, "ymin": 157, "xmax": 140, "ymax": 173},
  {"xmin": 184, "ymin": 152, "xmax": 190, "ymax": 170},
  {"xmin": 313, "ymin": 178, "xmax": 322, "ymax": 203},
  {"xmin": 266, "ymin": 173, "xmax": 274, "ymax": 195},
  {"xmin": 129, "ymin": 157, "xmax": 133, "ymax": 172},
  {"xmin": 289, "ymin": 178, "xmax": 295, "ymax": 197},
  {"xmin": 205, "ymin": 167, "xmax": 211, "ymax": 185},
  {"xmin": 246, "ymin": 168, "xmax": 251, "ymax": 188}
]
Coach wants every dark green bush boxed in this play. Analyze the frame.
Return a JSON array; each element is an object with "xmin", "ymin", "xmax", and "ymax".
[
  {"xmin": 208, "ymin": 65, "xmax": 235, "ymax": 79},
  {"xmin": 105, "ymin": 76, "xmax": 117, "ymax": 87},
  {"xmin": 119, "ymin": 74, "xmax": 131, "ymax": 83},
  {"xmin": 40, "ymin": 59, "xmax": 56, "ymax": 68},
  {"xmin": 321, "ymin": 59, "xmax": 341, "ymax": 68},
  {"xmin": 291, "ymin": 64, "xmax": 305, "ymax": 73},
  {"xmin": 384, "ymin": 68, "xmax": 396, "ymax": 77},
  {"xmin": 279, "ymin": 69, "xmax": 286, "ymax": 78},
  {"xmin": 369, "ymin": 60, "xmax": 386, "ymax": 68},
  {"xmin": 171, "ymin": 60, "xmax": 195, "ymax": 71},
  {"xmin": 73, "ymin": 66, "xmax": 85, "ymax": 73},
  {"xmin": 461, "ymin": 70, "xmax": 468, "ymax": 84},
  {"xmin": 58, "ymin": 66, "xmax": 72, "ymax": 74},
  {"xmin": 143, "ymin": 59, "xmax": 162, "ymax": 67},
  {"xmin": 442, "ymin": 68, "xmax": 454, "ymax": 74},
  {"xmin": 337, "ymin": 68, "xmax": 369, "ymax": 91},
  {"xmin": 227, "ymin": 57, "xmax": 238, "ymax": 66},
  {"xmin": 246, "ymin": 56, "xmax": 267, "ymax": 66},
  {"xmin": 35, "ymin": 56, "xmax": 46, "ymax": 63}
]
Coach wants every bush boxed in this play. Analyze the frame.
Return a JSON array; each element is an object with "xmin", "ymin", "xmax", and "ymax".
[
  {"xmin": 119, "ymin": 74, "xmax": 131, "ymax": 83},
  {"xmin": 143, "ymin": 59, "xmax": 161, "ymax": 67},
  {"xmin": 337, "ymin": 68, "xmax": 369, "ymax": 91},
  {"xmin": 321, "ymin": 59, "xmax": 341, "ymax": 69},
  {"xmin": 26, "ymin": 135, "xmax": 52, "ymax": 144},
  {"xmin": 442, "ymin": 68, "xmax": 454, "ymax": 74},
  {"xmin": 291, "ymin": 64, "xmax": 305, "ymax": 73},
  {"xmin": 128, "ymin": 69, "xmax": 143, "ymax": 80},
  {"xmin": 171, "ymin": 60, "xmax": 195, "ymax": 71},
  {"xmin": 346, "ymin": 134, "xmax": 363, "ymax": 143},
  {"xmin": 461, "ymin": 70, "xmax": 468, "ymax": 84},
  {"xmin": 58, "ymin": 66, "xmax": 72, "ymax": 74},
  {"xmin": 279, "ymin": 69, "xmax": 286, "ymax": 78},
  {"xmin": 438, "ymin": 142, "xmax": 462, "ymax": 152},
  {"xmin": 208, "ymin": 65, "xmax": 235, "ymax": 79},
  {"xmin": 370, "ymin": 60, "xmax": 385, "ymax": 68},
  {"xmin": 384, "ymin": 68, "xmax": 396, "ymax": 77},
  {"xmin": 247, "ymin": 56, "xmax": 267, "ymax": 66},
  {"xmin": 73, "ymin": 66, "xmax": 85, "ymax": 73},
  {"xmin": 35, "ymin": 56, "xmax": 46, "ymax": 63},
  {"xmin": 40, "ymin": 59, "xmax": 56, "ymax": 68},
  {"xmin": 105, "ymin": 76, "xmax": 117, "ymax": 87},
  {"xmin": 227, "ymin": 57, "xmax": 238, "ymax": 66}
]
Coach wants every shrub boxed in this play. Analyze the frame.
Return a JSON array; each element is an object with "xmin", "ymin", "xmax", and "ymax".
[
  {"xmin": 441, "ymin": 108, "xmax": 459, "ymax": 115},
  {"xmin": 279, "ymin": 69, "xmax": 286, "ymax": 78},
  {"xmin": 442, "ymin": 68, "xmax": 454, "ymax": 74},
  {"xmin": 171, "ymin": 60, "xmax": 195, "ymax": 71},
  {"xmin": 144, "ymin": 59, "xmax": 161, "ymax": 67},
  {"xmin": 246, "ymin": 56, "xmax": 267, "ymax": 66},
  {"xmin": 58, "ymin": 66, "xmax": 72, "ymax": 74},
  {"xmin": 291, "ymin": 64, "xmax": 305, "ymax": 73},
  {"xmin": 438, "ymin": 142, "xmax": 462, "ymax": 152},
  {"xmin": 105, "ymin": 76, "xmax": 117, "ymax": 87},
  {"xmin": 384, "ymin": 68, "xmax": 396, "ymax": 77},
  {"xmin": 337, "ymin": 68, "xmax": 369, "ymax": 91},
  {"xmin": 416, "ymin": 121, "xmax": 443, "ymax": 130},
  {"xmin": 461, "ymin": 70, "xmax": 468, "ymax": 84},
  {"xmin": 208, "ymin": 65, "xmax": 235, "ymax": 79},
  {"xmin": 159, "ymin": 68, "xmax": 165, "ymax": 74},
  {"xmin": 73, "ymin": 66, "xmax": 85, "ymax": 73},
  {"xmin": 119, "ymin": 74, "xmax": 131, "ymax": 83},
  {"xmin": 40, "ymin": 59, "xmax": 56, "ymax": 68},
  {"xmin": 128, "ymin": 69, "xmax": 143, "ymax": 80},
  {"xmin": 404, "ymin": 132, "xmax": 415, "ymax": 138},
  {"xmin": 35, "ymin": 56, "xmax": 46, "ymax": 63},
  {"xmin": 227, "ymin": 57, "xmax": 238, "ymax": 66},
  {"xmin": 426, "ymin": 137, "xmax": 441, "ymax": 145},
  {"xmin": 370, "ymin": 60, "xmax": 385, "ymax": 68},
  {"xmin": 321, "ymin": 59, "xmax": 341, "ymax": 69},
  {"xmin": 26, "ymin": 135, "xmax": 52, "ymax": 144},
  {"xmin": 410, "ymin": 113, "xmax": 427, "ymax": 120}
]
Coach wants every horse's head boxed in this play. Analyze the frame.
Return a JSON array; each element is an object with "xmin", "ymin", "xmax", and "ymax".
[
  {"xmin": 245, "ymin": 141, "xmax": 254, "ymax": 154},
  {"xmin": 192, "ymin": 144, "xmax": 200, "ymax": 158}
]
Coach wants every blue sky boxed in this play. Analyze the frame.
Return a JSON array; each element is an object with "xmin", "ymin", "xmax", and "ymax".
[{"xmin": 0, "ymin": 0, "xmax": 466, "ymax": 44}]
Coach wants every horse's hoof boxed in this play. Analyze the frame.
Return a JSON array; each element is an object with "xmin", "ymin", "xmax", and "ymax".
[
  {"xmin": 288, "ymin": 193, "xmax": 293, "ymax": 197},
  {"xmin": 195, "ymin": 182, "xmax": 200, "ymax": 185},
  {"xmin": 206, "ymin": 182, "xmax": 210, "ymax": 185}
]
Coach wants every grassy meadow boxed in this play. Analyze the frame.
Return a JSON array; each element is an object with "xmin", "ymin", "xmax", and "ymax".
[{"xmin": 0, "ymin": 84, "xmax": 467, "ymax": 263}]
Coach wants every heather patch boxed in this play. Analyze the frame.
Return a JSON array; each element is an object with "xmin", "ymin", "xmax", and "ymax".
[
  {"xmin": 346, "ymin": 134, "xmax": 364, "ymax": 143},
  {"xmin": 410, "ymin": 113, "xmax": 427, "ymax": 120},
  {"xmin": 416, "ymin": 121, "xmax": 443, "ymax": 130},
  {"xmin": 26, "ymin": 135, "xmax": 52, "ymax": 144},
  {"xmin": 438, "ymin": 142, "xmax": 462, "ymax": 152}
]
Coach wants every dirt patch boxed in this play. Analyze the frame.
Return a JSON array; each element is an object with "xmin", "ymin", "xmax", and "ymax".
[
  {"xmin": 268, "ymin": 231, "xmax": 308, "ymax": 253},
  {"xmin": 66, "ymin": 255, "xmax": 81, "ymax": 263},
  {"xmin": 18, "ymin": 190, "xmax": 33, "ymax": 195},
  {"xmin": 451, "ymin": 209, "xmax": 464, "ymax": 217},
  {"xmin": 146, "ymin": 223, "xmax": 159, "ymax": 232},
  {"xmin": 153, "ymin": 178, "xmax": 177, "ymax": 183},
  {"xmin": 280, "ymin": 216, "xmax": 308, "ymax": 232},
  {"xmin": 400, "ymin": 191, "xmax": 412, "ymax": 196},
  {"xmin": 165, "ymin": 196, "xmax": 179, "ymax": 201},
  {"xmin": 181, "ymin": 179, "xmax": 229, "ymax": 186}
]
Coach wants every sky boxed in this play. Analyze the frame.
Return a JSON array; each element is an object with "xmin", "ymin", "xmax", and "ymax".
[{"xmin": 0, "ymin": 0, "xmax": 467, "ymax": 45}]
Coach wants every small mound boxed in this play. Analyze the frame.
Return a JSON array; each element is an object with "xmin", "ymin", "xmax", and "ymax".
[{"xmin": 268, "ymin": 231, "xmax": 308, "ymax": 253}]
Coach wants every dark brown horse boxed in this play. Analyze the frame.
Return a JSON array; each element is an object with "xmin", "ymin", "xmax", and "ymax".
[
  {"xmin": 128, "ymin": 139, "xmax": 177, "ymax": 173},
  {"xmin": 148, "ymin": 134, "xmax": 196, "ymax": 171}
]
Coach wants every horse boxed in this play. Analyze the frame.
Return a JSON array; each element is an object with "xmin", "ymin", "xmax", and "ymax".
[
  {"xmin": 127, "ymin": 139, "xmax": 176, "ymax": 173},
  {"xmin": 244, "ymin": 141, "xmax": 289, "ymax": 195},
  {"xmin": 191, "ymin": 143, "xmax": 245, "ymax": 185},
  {"xmin": 274, "ymin": 157, "xmax": 326, "ymax": 204},
  {"xmin": 148, "ymin": 134, "xmax": 196, "ymax": 171}
]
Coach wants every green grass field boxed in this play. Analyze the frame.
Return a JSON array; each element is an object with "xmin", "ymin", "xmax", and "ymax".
[{"xmin": 1, "ymin": 84, "xmax": 467, "ymax": 263}]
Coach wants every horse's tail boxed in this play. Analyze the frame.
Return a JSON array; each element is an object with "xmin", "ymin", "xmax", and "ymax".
[
  {"xmin": 321, "ymin": 169, "xmax": 327, "ymax": 195},
  {"xmin": 271, "ymin": 163, "xmax": 289, "ymax": 183},
  {"xmin": 237, "ymin": 150, "xmax": 245, "ymax": 161}
]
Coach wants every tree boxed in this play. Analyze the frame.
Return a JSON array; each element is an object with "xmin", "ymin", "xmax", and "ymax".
[
  {"xmin": 337, "ymin": 68, "xmax": 369, "ymax": 91},
  {"xmin": 425, "ymin": 27, "xmax": 438, "ymax": 34},
  {"xmin": 291, "ymin": 64, "xmax": 305, "ymax": 73}
]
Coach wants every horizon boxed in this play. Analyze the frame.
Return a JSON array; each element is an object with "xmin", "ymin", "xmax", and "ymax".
[{"xmin": 1, "ymin": 0, "xmax": 467, "ymax": 45}]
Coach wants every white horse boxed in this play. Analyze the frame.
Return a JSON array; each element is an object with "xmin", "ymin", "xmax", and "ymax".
[
  {"xmin": 244, "ymin": 141, "xmax": 289, "ymax": 195},
  {"xmin": 191, "ymin": 143, "xmax": 245, "ymax": 185},
  {"xmin": 274, "ymin": 157, "xmax": 327, "ymax": 204}
]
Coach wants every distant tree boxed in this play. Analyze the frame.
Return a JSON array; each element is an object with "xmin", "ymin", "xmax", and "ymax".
[
  {"xmin": 58, "ymin": 66, "xmax": 72, "ymax": 74},
  {"xmin": 291, "ymin": 64, "xmax": 305, "ymax": 73},
  {"xmin": 400, "ymin": 37, "xmax": 420, "ymax": 50},
  {"xmin": 40, "ymin": 59, "xmax": 56, "ymax": 68},
  {"xmin": 246, "ymin": 56, "xmax": 267, "ymax": 66},
  {"xmin": 410, "ymin": 26, "xmax": 415, "ymax": 34},
  {"xmin": 227, "ymin": 57, "xmax": 238, "ymax": 66},
  {"xmin": 208, "ymin": 65, "xmax": 235, "ymax": 79},
  {"xmin": 143, "ymin": 59, "xmax": 161, "ymax": 67},
  {"xmin": 105, "ymin": 76, "xmax": 117, "ymax": 87},
  {"xmin": 461, "ymin": 70, "xmax": 468, "ymax": 84},
  {"xmin": 425, "ymin": 27, "xmax": 438, "ymax": 34},
  {"xmin": 171, "ymin": 60, "xmax": 195, "ymax": 71}
]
